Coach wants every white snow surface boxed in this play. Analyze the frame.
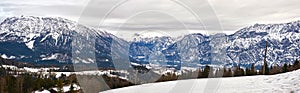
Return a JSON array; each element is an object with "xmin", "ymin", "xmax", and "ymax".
[
  {"xmin": 101, "ymin": 69, "xmax": 300, "ymax": 93},
  {"xmin": 0, "ymin": 54, "xmax": 16, "ymax": 59},
  {"xmin": 34, "ymin": 90, "xmax": 50, "ymax": 93},
  {"xmin": 25, "ymin": 40, "xmax": 35, "ymax": 49},
  {"xmin": 34, "ymin": 84, "xmax": 80, "ymax": 93},
  {"xmin": 1, "ymin": 65, "xmax": 18, "ymax": 70},
  {"xmin": 41, "ymin": 53, "xmax": 59, "ymax": 60},
  {"xmin": 52, "ymin": 84, "xmax": 80, "ymax": 92}
]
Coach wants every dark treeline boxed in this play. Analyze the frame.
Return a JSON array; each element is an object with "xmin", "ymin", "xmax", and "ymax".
[
  {"xmin": 0, "ymin": 57, "xmax": 133, "ymax": 93},
  {"xmin": 0, "ymin": 57, "xmax": 73, "ymax": 71},
  {"xmin": 0, "ymin": 64, "xmax": 139, "ymax": 93},
  {"xmin": 0, "ymin": 62, "xmax": 135, "ymax": 93},
  {"xmin": 156, "ymin": 59, "xmax": 300, "ymax": 82},
  {"xmin": 0, "ymin": 57, "xmax": 36, "ymax": 68},
  {"xmin": 0, "ymin": 68, "xmax": 134, "ymax": 93},
  {"xmin": 0, "ymin": 67, "xmax": 78, "ymax": 93},
  {"xmin": 1, "ymin": 56, "xmax": 300, "ymax": 93}
]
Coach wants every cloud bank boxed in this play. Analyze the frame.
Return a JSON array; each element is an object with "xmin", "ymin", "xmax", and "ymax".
[{"xmin": 1, "ymin": 0, "xmax": 300, "ymax": 39}]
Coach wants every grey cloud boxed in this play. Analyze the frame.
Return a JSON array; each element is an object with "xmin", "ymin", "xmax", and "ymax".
[
  {"xmin": 211, "ymin": 0, "xmax": 300, "ymax": 31},
  {"xmin": 1, "ymin": 0, "xmax": 300, "ymax": 38}
]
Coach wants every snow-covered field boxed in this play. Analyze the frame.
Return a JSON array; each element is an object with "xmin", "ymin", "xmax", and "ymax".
[
  {"xmin": 34, "ymin": 84, "xmax": 80, "ymax": 93},
  {"xmin": 0, "ymin": 65, "xmax": 128, "ymax": 79},
  {"xmin": 3, "ymin": 64, "xmax": 300, "ymax": 93},
  {"xmin": 101, "ymin": 69, "xmax": 300, "ymax": 93}
]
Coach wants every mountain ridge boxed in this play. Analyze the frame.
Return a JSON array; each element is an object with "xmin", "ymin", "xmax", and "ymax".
[{"xmin": 0, "ymin": 16, "xmax": 299, "ymax": 69}]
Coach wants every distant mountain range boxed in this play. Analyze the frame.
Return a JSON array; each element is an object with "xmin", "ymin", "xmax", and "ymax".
[{"xmin": 0, "ymin": 16, "xmax": 299, "ymax": 69}]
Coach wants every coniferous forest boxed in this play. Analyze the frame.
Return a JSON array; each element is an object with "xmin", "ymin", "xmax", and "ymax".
[{"xmin": 1, "ymin": 56, "xmax": 300, "ymax": 93}]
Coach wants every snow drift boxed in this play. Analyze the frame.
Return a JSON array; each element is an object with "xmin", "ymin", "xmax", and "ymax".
[{"xmin": 101, "ymin": 69, "xmax": 300, "ymax": 93}]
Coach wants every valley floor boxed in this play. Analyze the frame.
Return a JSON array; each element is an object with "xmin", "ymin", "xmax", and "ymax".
[{"xmin": 101, "ymin": 69, "xmax": 300, "ymax": 93}]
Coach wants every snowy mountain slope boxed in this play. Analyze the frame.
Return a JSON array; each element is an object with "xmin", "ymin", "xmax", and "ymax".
[
  {"xmin": 226, "ymin": 21, "xmax": 300, "ymax": 67},
  {"xmin": 101, "ymin": 69, "xmax": 300, "ymax": 93},
  {"xmin": 0, "ymin": 16, "xmax": 299, "ymax": 69},
  {"xmin": 0, "ymin": 16, "xmax": 125, "ymax": 66},
  {"xmin": 129, "ymin": 21, "xmax": 300, "ymax": 69}
]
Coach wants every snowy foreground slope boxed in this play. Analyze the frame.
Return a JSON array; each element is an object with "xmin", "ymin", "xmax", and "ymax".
[{"xmin": 102, "ymin": 69, "xmax": 300, "ymax": 93}]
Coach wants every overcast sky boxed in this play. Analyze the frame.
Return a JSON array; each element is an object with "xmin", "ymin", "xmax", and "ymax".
[{"xmin": 1, "ymin": 0, "xmax": 300, "ymax": 40}]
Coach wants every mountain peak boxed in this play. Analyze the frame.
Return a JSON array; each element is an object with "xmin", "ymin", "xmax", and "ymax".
[
  {"xmin": 235, "ymin": 20, "xmax": 300, "ymax": 35},
  {"xmin": 0, "ymin": 16, "xmax": 299, "ymax": 69},
  {"xmin": 0, "ymin": 16, "xmax": 117, "ymax": 64},
  {"xmin": 1, "ymin": 16, "xmax": 75, "ymax": 25},
  {"xmin": 0, "ymin": 16, "xmax": 78, "ymax": 34}
]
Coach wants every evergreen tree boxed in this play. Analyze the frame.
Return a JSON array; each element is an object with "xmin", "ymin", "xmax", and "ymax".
[
  {"xmin": 35, "ymin": 77, "xmax": 42, "ymax": 90},
  {"xmin": 69, "ymin": 83, "xmax": 75, "ymax": 93},
  {"xmin": 6, "ymin": 76, "xmax": 17, "ymax": 93},
  {"xmin": 57, "ymin": 79, "xmax": 64, "ymax": 93},
  {"xmin": 245, "ymin": 68, "xmax": 251, "ymax": 76},
  {"xmin": 240, "ymin": 68, "xmax": 245, "ymax": 76},
  {"xmin": 23, "ymin": 74, "xmax": 34, "ymax": 93},
  {"xmin": 16, "ymin": 76, "xmax": 24, "ymax": 93},
  {"xmin": 269, "ymin": 65, "xmax": 282, "ymax": 75},
  {"xmin": 171, "ymin": 73, "xmax": 177, "ymax": 80},
  {"xmin": 0, "ymin": 77, "xmax": 6, "ymax": 93},
  {"xmin": 223, "ymin": 68, "xmax": 233, "ymax": 77},
  {"xmin": 288, "ymin": 63, "xmax": 293, "ymax": 71},
  {"xmin": 234, "ymin": 66, "xmax": 243, "ymax": 76},
  {"xmin": 197, "ymin": 69, "xmax": 204, "ymax": 78},
  {"xmin": 294, "ymin": 59, "xmax": 299, "ymax": 67},
  {"xmin": 202, "ymin": 65, "xmax": 210, "ymax": 78},
  {"xmin": 43, "ymin": 78, "xmax": 55, "ymax": 90},
  {"xmin": 222, "ymin": 67, "xmax": 227, "ymax": 76},
  {"xmin": 264, "ymin": 63, "xmax": 269, "ymax": 75},
  {"xmin": 251, "ymin": 63, "xmax": 256, "ymax": 75},
  {"xmin": 283, "ymin": 63, "xmax": 288, "ymax": 72}
]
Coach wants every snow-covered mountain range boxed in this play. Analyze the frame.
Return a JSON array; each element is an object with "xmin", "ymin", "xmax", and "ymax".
[
  {"xmin": 0, "ymin": 16, "xmax": 299, "ymax": 69},
  {"xmin": 0, "ymin": 16, "xmax": 120, "ymax": 67}
]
